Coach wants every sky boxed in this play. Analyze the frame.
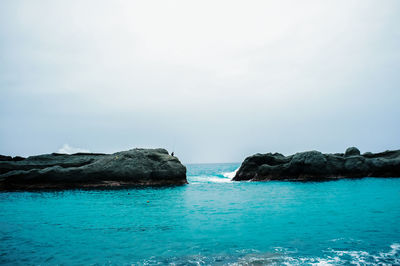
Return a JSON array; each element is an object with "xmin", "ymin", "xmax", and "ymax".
[{"xmin": 1, "ymin": 0, "xmax": 399, "ymax": 163}]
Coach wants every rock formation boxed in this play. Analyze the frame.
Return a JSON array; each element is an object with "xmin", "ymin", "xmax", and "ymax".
[
  {"xmin": 233, "ymin": 147, "xmax": 400, "ymax": 181},
  {"xmin": 0, "ymin": 148, "xmax": 187, "ymax": 190}
]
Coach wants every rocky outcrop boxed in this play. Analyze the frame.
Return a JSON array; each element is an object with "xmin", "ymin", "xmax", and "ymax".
[
  {"xmin": 345, "ymin": 147, "xmax": 361, "ymax": 157},
  {"xmin": 0, "ymin": 148, "xmax": 187, "ymax": 190},
  {"xmin": 233, "ymin": 148, "xmax": 400, "ymax": 182}
]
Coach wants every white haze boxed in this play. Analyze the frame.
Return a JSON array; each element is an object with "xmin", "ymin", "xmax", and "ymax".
[
  {"xmin": 57, "ymin": 144, "xmax": 90, "ymax": 155},
  {"xmin": 0, "ymin": 0, "xmax": 399, "ymax": 163}
]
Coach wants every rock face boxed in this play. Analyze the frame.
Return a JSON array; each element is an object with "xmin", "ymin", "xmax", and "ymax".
[
  {"xmin": 233, "ymin": 148, "xmax": 400, "ymax": 182},
  {"xmin": 0, "ymin": 148, "xmax": 187, "ymax": 190},
  {"xmin": 345, "ymin": 147, "xmax": 361, "ymax": 157}
]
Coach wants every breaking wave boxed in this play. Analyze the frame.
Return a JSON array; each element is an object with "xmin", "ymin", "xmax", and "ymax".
[
  {"xmin": 232, "ymin": 244, "xmax": 400, "ymax": 265},
  {"xmin": 190, "ymin": 175, "xmax": 232, "ymax": 184},
  {"xmin": 188, "ymin": 167, "xmax": 239, "ymax": 184},
  {"xmin": 222, "ymin": 167, "xmax": 240, "ymax": 179},
  {"xmin": 138, "ymin": 243, "xmax": 400, "ymax": 265}
]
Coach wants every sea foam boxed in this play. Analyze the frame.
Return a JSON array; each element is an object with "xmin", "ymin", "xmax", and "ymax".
[{"xmin": 222, "ymin": 167, "xmax": 240, "ymax": 179}]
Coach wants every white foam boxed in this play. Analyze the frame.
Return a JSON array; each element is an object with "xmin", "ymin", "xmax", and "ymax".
[
  {"xmin": 389, "ymin": 243, "xmax": 400, "ymax": 255},
  {"xmin": 222, "ymin": 167, "xmax": 240, "ymax": 179},
  {"xmin": 57, "ymin": 144, "xmax": 90, "ymax": 154},
  {"xmin": 190, "ymin": 176, "xmax": 232, "ymax": 183},
  {"xmin": 229, "ymin": 243, "xmax": 400, "ymax": 266},
  {"xmin": 139, "ymin": 243, "xmax": 400, "ymax": 265},
  {"xmin": 375, "ymin": 243, "xmax": 400, "ymax": 263},
  {"xmin": 208, "ymin": 177, "xmax": 232, "ymax": 183}
]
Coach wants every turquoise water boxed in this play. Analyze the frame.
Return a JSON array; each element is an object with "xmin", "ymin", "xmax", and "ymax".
[{"xmin": 1, "ymin": 163, "xmax": 400, "ymax": 265}]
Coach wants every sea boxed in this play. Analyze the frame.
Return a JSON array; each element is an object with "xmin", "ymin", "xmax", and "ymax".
[{"xmin": 1, "ymin": 163, "xmax": 399, "ymax": 265}]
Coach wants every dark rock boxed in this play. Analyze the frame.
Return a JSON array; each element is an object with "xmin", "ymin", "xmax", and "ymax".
[
  {"xmin": 0, "ymin": 155, "xmax": 12, "ymax": 161},
  {"xmin": 345, "ymin": 147, "xmax": 361, "ymax": 157},
  {"xmin": 233, "ymin": 148, "xmax": 400, "ymax": 182},
  {"xmin": 0, "ymin": 148, "xmax": 187, "ymax": 190},
  {"xmin": 12, "ymin": 156, "xmax": 25, "ymax": 161}
]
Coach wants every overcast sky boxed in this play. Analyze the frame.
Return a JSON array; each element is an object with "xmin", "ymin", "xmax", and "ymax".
[{"xmin": 1, "ymin": 0, "xmax": 399, "ymax": 163}]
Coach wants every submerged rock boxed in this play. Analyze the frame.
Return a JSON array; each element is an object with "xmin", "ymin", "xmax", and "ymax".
[
  {"xmin": 0, "ymin": 148, "xmax": 187, "ymax": 190},
  {"xmin": 233, "ymin": 148, "xmax": 400, "ymax": 181}
]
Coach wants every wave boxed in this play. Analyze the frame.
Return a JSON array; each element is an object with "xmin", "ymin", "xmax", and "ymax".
[
  {"xmin": 138, "ymin": 243, "xmax": 400, "ymax": 265},
  {"xmin": 190, "ymin": 176, "xmax": 232, "ymax": 184},
  {"xmin": 230, "ymin": 243, "xmax": 400, "ymax": 265},
  {"xmin": 188, "ymin": 168, "xmax": 239, "ymax": 184},
  {"xmin": 222, "ymin": 167, "xmax": 240, "ymax": 179}
]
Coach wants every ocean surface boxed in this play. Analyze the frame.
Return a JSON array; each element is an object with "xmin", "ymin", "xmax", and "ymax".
[{"xmin": 1, "ymin": 163, "xmax": 400, "ymax": 265}]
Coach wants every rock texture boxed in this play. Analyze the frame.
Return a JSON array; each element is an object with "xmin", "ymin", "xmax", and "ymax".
[
  {"xmin": 233, "ymin": 148, "xmax": 400, "ymax": 182},
  {"xmin": 0, "ymin": 148, "xmax": 187, "ymax": 190}
]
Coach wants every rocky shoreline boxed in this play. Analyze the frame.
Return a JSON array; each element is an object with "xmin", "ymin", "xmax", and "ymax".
[
  {"xmin": 0, "ymin": 148, "xmax": 187, "ymax": 190},
  {"xmin": 2, "ymin": 147, "xmax": 400, "ymax": 189},
  {"xmin": 233, "ymin": 147, "xmax": 400, "ymax": 182}
]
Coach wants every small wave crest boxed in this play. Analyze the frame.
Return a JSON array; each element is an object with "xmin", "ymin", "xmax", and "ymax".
[
  {"xmin": 189, "ymin": 167, "xmax": 239, "ymax": 184},
  {"xmin": 190, "ymin": 176, "xmax": 232, "ymax": 184},
  {"xmin": 222, "ymin": 167, "xmax": 240, "ymax": 179},
  {"xmin": 138, "ymin": 243, "xmax": 400, "ymax": 265},
  {"xmin": 230, "ymin": 244, "xmax": 400, "ymax": 265}
]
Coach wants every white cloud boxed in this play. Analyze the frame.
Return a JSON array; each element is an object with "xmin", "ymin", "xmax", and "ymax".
[{"xmin": 57, "ymin": 144, "xmax": 90, "ymax": 154}]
